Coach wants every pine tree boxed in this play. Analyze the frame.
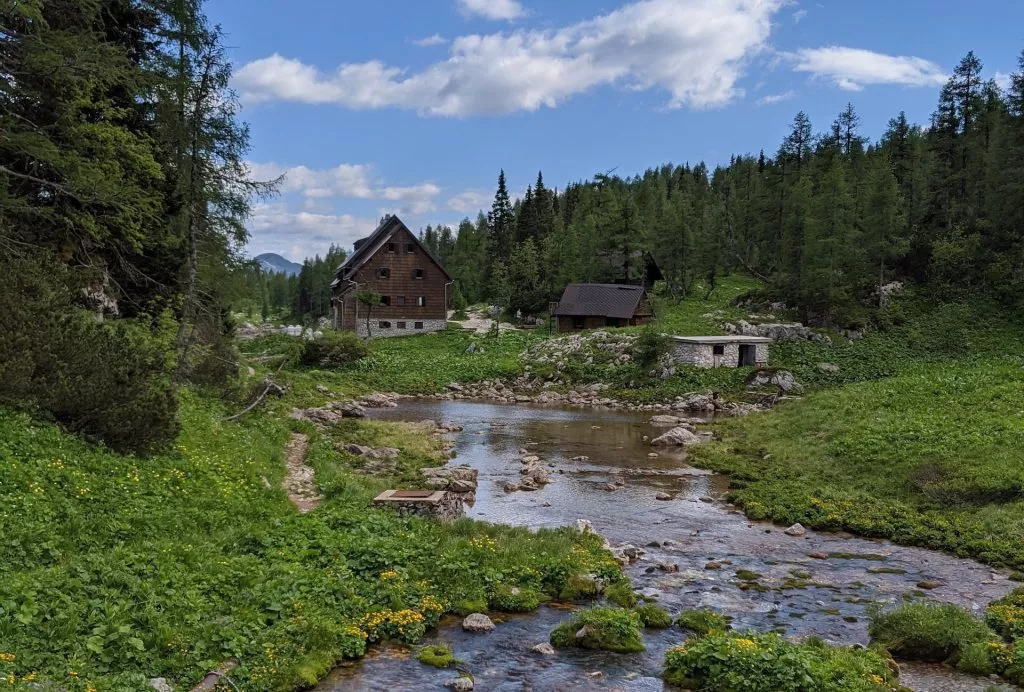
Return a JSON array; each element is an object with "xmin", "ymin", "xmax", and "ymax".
[{"xmin": 488, "ymin": 169, "xmax": 515, "ymax": 261}]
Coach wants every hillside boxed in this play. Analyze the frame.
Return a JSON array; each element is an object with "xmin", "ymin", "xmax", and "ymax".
[{"xmin": 256, "ymin": 252, "xmax": 303, "ymax": 276}]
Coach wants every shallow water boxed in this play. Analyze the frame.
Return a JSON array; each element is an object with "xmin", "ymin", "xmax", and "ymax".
[{"xmin": 319, "ymin": 400, "xmax": 1017, "ymax": 691}]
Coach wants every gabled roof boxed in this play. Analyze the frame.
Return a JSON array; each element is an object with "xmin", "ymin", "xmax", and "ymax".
[
  {"xmin": 552, "ymin": 283, "xmax": 647, "ymax": 319},
  {"xmin": 335, "ymin": 215, "xmax": 451, "ymax": 282}
]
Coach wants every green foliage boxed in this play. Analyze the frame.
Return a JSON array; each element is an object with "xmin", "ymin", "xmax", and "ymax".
[
  {"xmin": 676, "ymin": 609, "xmax": 731, "ymax": 635},
  {"xmin": 635, "ymin": 603, "xmax": 672, "ymax": 629},
  {"xmin": 633, "ymin": 328, "xmax": 671, "ymax": 368},
  {"xmin": 489, "ymin": 584, "xmax": 543, "ymax": 613},
  {"xmin": 987, "ymin": 588, "xmax": 1024, "ymax": 640},
  {"xmin": 558, "ymin": 573, "xmax": 600, "ymax": 602},
  {"xmin": 300, "ymin": 331, "xmax": 369, "ymax": 368},
  {"xmin": 0, "ymin": 390, "xmax": 617, "ymax": 689},
  {"xmin": 662, "ymin": 631, "xmax": 897, "ymax": 691},
  {"xmin": 549, "ymin": 608, "xmax": 645, "ymax": 653},
  {"xmin": 416, "ymin": 644, "xmax": 458, "ymax": 668},
  {"xmin": 868, "ymin": 602, "xmax": 995, "ymax": 662},
  {"xmin": 957, "ymin": 642, "xmax": 995, "ymax": 675},
  {"xmin": 604, "ymin": 580, "xmax": 638, "ymax": 608},
  {"xmin": 0, "ymin": 255, "xmax": 178, "ymax": 452}
]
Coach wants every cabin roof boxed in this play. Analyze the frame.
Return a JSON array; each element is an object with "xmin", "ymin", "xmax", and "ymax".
[
  {"xmin": 552, "ymin": 283, "xmax": 647, "ymax": 319},
  {"xmin": 335, "ymin": 215, "xmax": 451, "ymax": 282},
  {"xmin": 670, "ymin": 335, "xmax": 773, "ymax": 344}
]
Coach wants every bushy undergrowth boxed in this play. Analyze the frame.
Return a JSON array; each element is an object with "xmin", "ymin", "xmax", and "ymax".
[
  {"xmin": 662, "ymin": 631, "xmax": 898, "ymax": 691},
  {"xmin": 675, "ymin": 608, "xmax": 732, "ymax": 635},
  {"xmin": 549, "ymin": 608, "xmax": 645, "ymax": 653},
  {"xmin": 691, "ymin": 359, "xmax": 1024, "ymax": 568},
  {"xmin": 0, "ymin": 391, "xmax": 617, "ymax": 690},
  {"xmin": 300, "ymin": 330, "xmax": 369, "ymax": 367},
  {"xmin": 634, "ymin": 603, "xmax": 672, "ymax": 629}
]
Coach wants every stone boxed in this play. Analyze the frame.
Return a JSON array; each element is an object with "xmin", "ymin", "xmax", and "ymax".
[
  {"xmin": 372, "ymin": 490, "xmax": 464, "ymax": 522},
  {"xmin": 519, "ymin": 477, "xmax": 539, "ymax": 491},
  {"xmin": 658, "ymin": 562, "xmax": 679, "ymax": 573},
  {"xmin": 338, "ymin": 401, "xmax": 366, "ymax": 418},
  {"xmin": 704, "ymin": 561, "xmax": 723, "ymax": 570},
  {"xmin": 503, "ymin": 482, "xmax": 520, "ymax": 493},
  {"xmin": 784, "ymin": 523, "xmax": 807, "ymax": 537},
  {"xmin": 446, "ymin": 382, "xmax": 464, "ymax": 391},
  {"xmin": 575, "ymin": 624, "xmax": 596, "ymax": 640},
  {"xmin": 148, "ymin": 679, "xmax": 174, "ymax": 692},
  {"xmin": 603, "ymin": 483, "xmax": 618, "ymax": 492},
  {"xmin": 521, "ymin": 455, "xmax": 541, "ymax": 464},
  {"xmin": 613, "ymin": 476, "xmax": 626, "ymax": 486},
  {"xmin": 444, "ymin": 678, "xmax": 474, "ymax": 691},
  {"xmin": 655, "ymin": 492, "xmax": 673, "ymax": 501},
  {"xmin": 917, "ymin": 580, "xmax": 942, "ymax": 590},
  {"xmin": 809, "ymin": 552, "xmax": 829, "ymax": 560},
  {"xmin": 747, "ymin": 369, "xmax": 802, "ymax": 392},
  {"xmin": 651, "ymin": 426, "xmax": 703, "ymax": 446},
  {"xmin": 532, "ymin": 642, "xmax": 556, "ymax": 656},
  {"xmin": 650, "ymin": 414, "xmax": 683, "ymax": 425},
  {"xmin": 817, "ymin": 362, "xmax": 840, "ymax": 373},
  {"xmin": 571, "ymin": 456, "xmax": 590, "ymax": 461},
  {"xmin": 449, "ymin": 479, "xmax": 477, "ymax": 493},
  {"xmin": 648, "ymin": 452, "xmax": 659, "ymax": 458},
  {"xmin": 576, "ymin": 519, "xmax": 595, "ymax": 534},
  {"xmin": 462, "ymin": 613, "xmax": 495, "ymax": 633}
]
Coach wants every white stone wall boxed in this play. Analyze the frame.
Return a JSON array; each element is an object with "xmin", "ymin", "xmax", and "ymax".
[
  {"xmin": 353, "ymin": 318, "xmax": 447, "ymax": 339},
  {"xmin": 670, "ymin": 342, "xmax": 769, "ymax": 368},
  {"xmin": 755, "ymin": 343, "xmax": 769, "ymax": 364}
]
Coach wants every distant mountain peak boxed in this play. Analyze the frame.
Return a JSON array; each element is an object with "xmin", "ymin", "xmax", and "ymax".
[{"xmin": 256, "ymin": 253, "xmax": 302, "ymax": 276}]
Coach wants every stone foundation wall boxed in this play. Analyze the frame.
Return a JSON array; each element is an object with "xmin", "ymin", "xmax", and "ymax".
[
  {"xmin": 371, "ymin": 490, "xmax": 464, "ymax": 521},
  {"xmin": 353, "ymin": 318, "xmax": 447, "ymax": 339}
]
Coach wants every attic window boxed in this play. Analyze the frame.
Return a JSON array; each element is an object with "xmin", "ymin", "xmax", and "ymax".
[
  {"xmin": 376, "ymin": 267, "xmax": 390, "ymax": 279},
  {"xmin": 414, "ymin": 268, "xmax": 425, "ymax": 279},
  {"xmin": 380, "ymin": 295, "xmax": 391, "ymax": 306},
  {"xmin": 405, "ymin": 243, "xmax": 415, "ymax": 253},
  {"xmin": 387, "ymin": 242, "xmax": 397, "ymax": 253}
]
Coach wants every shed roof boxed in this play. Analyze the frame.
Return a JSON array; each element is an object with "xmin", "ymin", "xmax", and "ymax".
[
  {"xmin": 670, "ymin": 335, "xmax": 773, "ymax": 344},
  {"xmin": 552, "ymin": 283, "xmax": 647, "ymax": 319}
]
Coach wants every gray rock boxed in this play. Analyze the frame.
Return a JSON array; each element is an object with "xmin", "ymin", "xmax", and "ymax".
[
  {"xmin": 444, "ymin": 677, "xmax": 474, "ymax": 691},
  {"xmin": 747, "ymin": 369, "xmax": 803, "ymax": 393},
  {"xmin": 148, "ymin": 679, "xmax": 174, "ymax": 692},
  {"xmin": 532, "ymin": 642, "xmax": 556, "ymax": 655},
  {"xmin": 651, "ymin": 426, "xmax": 703, "ymax": 446},
  {"xmin": 817, "ymin": 362, "xmax": 840, "ymax": 373},
  {"xmin": 655, "ymin": 492, "xmax": 673, "ymax": 501},
  {"xmin": 462, "ymin": 613, "xmax": 495, "ymax": 633},
  {"xmin": 784, "ymin": 523, "xmax": 807, "ymax": 537},
  {"xmin": 344, "ymin": 443, "xmax": 372, "ymax": 456}
]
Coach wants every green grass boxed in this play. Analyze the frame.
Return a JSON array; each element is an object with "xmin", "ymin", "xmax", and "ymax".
[
  {"xmin": 0, "ymin": 389, "xmax": 618, "ymax": 690},
  {"xmin": 675, "ymin": 609, "xmax": 731, "ymax": 635},
  {"xmin": 416, "ymin": 644, "xmax": 458, "ymax": 668},
  {"xmin": 549, "ymin": 607, "xmax": 645, "ymax": 653},
  {"xmin": 868, "ymin": 602, "xmax": 995, "ymax": 663},
  {"xmin": 691, "ymin": 359, "xmax": 1024, "ymax": 568},
  {"xmin": 650, "ymin": 275, "xmax": 764, "ymax": 336}
]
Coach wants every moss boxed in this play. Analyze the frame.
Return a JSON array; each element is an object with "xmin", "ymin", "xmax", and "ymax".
[
  {"xmin": 676, "ymin": 609, "xmax": 731, "ymax": 636},
  {"xmin": 453, "ymin": 597, "xmax": 489, "ymax": 616},
  {"xmin": 790, "ymin": 569, "xmax": 812, "ymax": 579},
  {"xmin": 489, "ymin": 584, "xmax": 543, "ymax": 613},
  {"xmin": 605, "ymin": 579, "xmax": 638, "ymax": 608},
  {"xmin": 550, "ymin": 608, "xmax": 645, "ymax": 653},
  {"xmin": 867, "ymin": 567, "xmax": 908, "ymax": 574},
  {"xmin": 417, "ymin": 644, "xmax": 458, "ymax": 668},
  {"xmin": 559, "ymin": 573, "xmax": 600, "ymax": 602},
  {"xmin": 635, "ymin": 603, "xmax": 672, "ymax": 629},
  {"xmin": 735, "ymin": 569, "xmax": 762, "ymax": 581}
]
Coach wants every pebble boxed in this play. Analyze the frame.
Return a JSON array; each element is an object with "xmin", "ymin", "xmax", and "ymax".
[
  {"xmin": 647, "ymin": 452, "xmax": 659, "ymax": 458},
  {"xmin": 917, "ymin": 580, "xmax": 942, "ymax": 590},
  {"xmin": 809, "ymin": 552, "xmax": 829, "ymax": 560}
]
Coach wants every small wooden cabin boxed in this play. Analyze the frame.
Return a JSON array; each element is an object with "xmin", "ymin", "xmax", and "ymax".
[
  {"xmin": 552, "ymin": 283, "xmax": 653, "ymax": 332},
  {"xmin": 331, "ymin": 216, "xmax": 452, "ymax": 338}
]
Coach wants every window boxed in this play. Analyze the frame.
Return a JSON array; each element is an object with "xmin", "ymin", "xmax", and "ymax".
[
  {"xmin": 379, "ymin": 295, "xmax": 391, "ymax": 306},
  {"xmin": 397, "ymin": 296, "xmax": 406, "ymax": 306},
  {"xmin": 387, "ymin": 242, "xmax": 397, "ymax": 253},
  {"xmin": 378, "ymin": 321, "xmax": 391, "ymax": 329},
  {"xmin": 712, "ymin": 344, "xmax": 725, "ymax": 356},
  {"xmin": 573, "ymin": 318, "xmax": 585, "ymax": 329},
  {"xmin": 397, "ymin": 321, "xmax": 407, "ymax": 329},
  {"xmin": 376, "ymin": 267, "xmax": 390, "ymax": 279},
  {"xmin": 414, "ymin": 322, "xmax": 424, "ymax": 330},
  {"xmin": 416, "ymin": 296, "xmax": 427, "ymax": 307},
  {"xmin": 405, "ymin": 243, "xmax": 415, "ymax": 253},
  {"xmin": 414, "ymin": 268, "xmax": 425, "ymax": 279}
]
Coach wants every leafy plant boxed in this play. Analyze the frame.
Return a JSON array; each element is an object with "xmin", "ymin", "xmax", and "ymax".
[
  {"xmin": 868, "ymin": 602, "xmax": 995, "ymax": 662},
  {"xmin": 676, "ymin": 609, "xmax": 731, "ymax": 635},
  {"xmin": 549, "ymin": 608, "xmax": 645, "ymax": 653},
  {"xmin": 300, "ymin": 331, "xmax": 369, "ymax": 368},
  {"xmin": 634, "ymin": 603, "xmax": 672, "ymax": 629}
]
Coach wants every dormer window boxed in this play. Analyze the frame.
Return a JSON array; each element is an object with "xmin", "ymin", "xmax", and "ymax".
[
  {"xmin": 376, "ymin": 267, "xmax": 390, "ymax": 279},
  {"xmin": 414, "ymin": 269, "xmax": 425, "ymax": 280}
]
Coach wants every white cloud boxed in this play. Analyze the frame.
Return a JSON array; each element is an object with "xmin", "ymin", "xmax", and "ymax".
[
  {"xmin": 756, "ymin": 89, "xmax": 796, "ymax": 106},
  {"xmin": 235, "ymin": 0, "xmax": 785, "ymax": 116},
  {"xmin": 790, "ymin": 46, "xmax": 947, "ymax": 91},
  {"xmin": 413, "ymin": 34, "xmax": 448, "ymax": 47},
  {"xmin": 994, "ymin": 71, "xmax": 1011, "ymax": 91},
  {"xmin": 247, "ymin": 202, "xmax": 379, "ymax": 260},
  {"xmin": 249, "ymin": 162, "xmax": 441, "ymax": 213},
  {"xmin": 446, "ymin": 190, "xmax": 491, "ymax": 214},
  {"xmin": 457, "ymin": 0, "xmax": 525, "ymax": 21},
  {"xmin": 792, "ymin": 9, "xmax": 807, "ymax": 23}
]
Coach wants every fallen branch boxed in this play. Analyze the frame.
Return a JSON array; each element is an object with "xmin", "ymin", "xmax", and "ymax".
[
  {"xmin": 190, "ymin": 660, "xmax": 238, "ymax": 692},
  {"xmin": 221, "ymin": 378, "xmax": 285, "ymax": 422}
]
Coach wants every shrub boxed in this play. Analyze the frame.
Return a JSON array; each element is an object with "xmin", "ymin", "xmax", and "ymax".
[
  {"xmin": 417, "ymin": 644, "xmax": 458, "ymax": 668},
  {"xmin": 868, "ymin": 602, "xmax": 994, "ymax": 662},
  {"xmin": 550, "ymin": 608, "xmax": 645, "ymax": 653},
  {"xmin": 605, "ymin": 579, "xmax": 638, "ymax": 608},
  {"xmin": 662, "ymin": 631, "xmax": 897, "ymax": 691},
  {"xmin": 0, "ymin": 254, "xmax": 179, "ymax": 452},
  {"xmin": 633, "ymin": 328, "xmax": 671, "ymax": 368},
  {"xmin": 676, "ymin": 609, "xmax": 731, "ymax": 635},
  {"xmin": 956, "ymin": 641, "xmax": 994, "ymax": 675},
  {"xmin": 987, "ymin": 588, "xmax": 1024, "ymax": 640},
  {"xmin": 489, "ymin": 584, "xmax": 542, "ymax": 612},
  {"xmin": 559, "ymin": 573, "xmax": 600, "ymax": 601},
  {"xmin": 635, "ymin": 603, "xmax": 672, "ymax": 629},
  {"xmin": 301, "ymin": 331, "xmax": 369, "ymax": 368}
]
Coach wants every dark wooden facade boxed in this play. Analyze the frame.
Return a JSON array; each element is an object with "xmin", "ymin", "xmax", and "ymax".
[
  {"xmin": 332, "ymin": 217, "xmax": 451, "ymax": 336},
  {"xmin": 551, "ymin": 283, "xmax": 654, "ymax": 332}
]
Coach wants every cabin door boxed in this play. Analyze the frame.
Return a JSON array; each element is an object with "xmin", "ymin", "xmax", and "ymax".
[{"xmin": 739, "ymin": 344, "xmax": 756, "ymax": 366}]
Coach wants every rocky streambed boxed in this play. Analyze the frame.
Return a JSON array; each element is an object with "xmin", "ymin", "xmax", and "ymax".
[{"xmin": 317, "ymin": 400, "xmax": 1017, "ymax": 691}]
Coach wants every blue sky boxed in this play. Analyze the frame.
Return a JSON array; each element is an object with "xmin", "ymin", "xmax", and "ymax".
[{"xmin": 206, "ymin": 0, "xmax": 1024, "ymax": 262}]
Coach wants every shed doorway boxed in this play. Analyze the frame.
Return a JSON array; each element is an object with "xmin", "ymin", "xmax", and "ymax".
[{"xmin": 739, "ymin": 344, "xmax": 756, "ymax": 366}]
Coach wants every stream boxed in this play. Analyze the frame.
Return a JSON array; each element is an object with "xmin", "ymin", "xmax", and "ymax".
[{"xmin": 318, "ymin": 400, "xmax": 1017, "ymax": 691}]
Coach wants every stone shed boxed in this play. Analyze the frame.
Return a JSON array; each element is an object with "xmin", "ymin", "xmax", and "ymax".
[{"xmin": 669, "ymin": 335, "xmax": 771, "ymax": 369}]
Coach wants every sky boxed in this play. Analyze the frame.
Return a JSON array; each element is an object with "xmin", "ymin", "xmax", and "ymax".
[{"xmin": 205, "ymin": 0, "xmax": 1024, "ymax": 262}]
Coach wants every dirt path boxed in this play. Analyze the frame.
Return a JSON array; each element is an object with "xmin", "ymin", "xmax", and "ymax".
[
  {"xmin": 283, "ymin": 432, "xmax": 321, "ymax": 513},
  {"xmin": 447, "ymin": 308, "xmax": 518, "ymax": 333}
]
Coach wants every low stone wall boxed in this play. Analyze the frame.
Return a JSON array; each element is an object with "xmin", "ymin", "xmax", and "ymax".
[
  {"xmin": 353, "ymin": 318, "xmax": 447, "ymax": 339},
  {"xmin": 669, "ymin": 342, "xmax": 768, "ymax": 369},
  {"xmin": 371, "ymin": 489, "xmax": 464, "ymax": 521}
]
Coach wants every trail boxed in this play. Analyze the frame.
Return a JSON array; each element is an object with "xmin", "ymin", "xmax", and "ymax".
[{"xmin": 283, "ymin": 432, "xmax": 321, "ymax": 513}]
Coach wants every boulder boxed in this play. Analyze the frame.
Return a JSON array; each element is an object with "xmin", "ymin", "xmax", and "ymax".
[
  {"xmin": 521, "ymin": 455, "xmax": 541, "ymax": 464},
  {"xmin": 344, "ymin": 443, "xmax": 372, "ymax": 456},
  {"xmin": 784, "ymin": 523, "xmax": 807, "ymax": 537},
  {"xmin": 603, "ymin": 483, "xmax": 618, "ymax": 492},
  {"xmin": 651, "ymin": 426, "xmax": 703, "ymax": 446},
  {"xmin": 655, "ymin": 492, "xmax": 673, "ymax": 501},
  {"xmin": 462, "ymin": 613, "xmax": 495, "ymax": 633},
  {"xmin": 747, "ymin": 370, "xmax": 803, "ymax": 393},
  {"xmin": 503, "ymin": 482, "xmax": 520, "ymax": 493},
  {"xmin": 445, "ymin": 678, "xmax": 474, "ymax": 692},
  {"xmin": 148, "ymin": 679, "xmax": 174, "ymax": 692},
  {"xmin": 650, "ymin": 414, "xmax": 683, "ymax": 426},
  {"xmin": 532, "ymin": 642, "xmax": 556, "ymax": 656}
]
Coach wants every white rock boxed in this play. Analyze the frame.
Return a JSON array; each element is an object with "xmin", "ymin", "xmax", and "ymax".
[
  {"xmin": 532, "ymin": 642, "xmax": 556, "ymax": 655},
  {"xmin": 462, "ymin": 613, "xmax": 495, "ymax": 633},
  {"xmin": 784, "ymin": 523, "xmax": 807, "ymax": 537}
]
